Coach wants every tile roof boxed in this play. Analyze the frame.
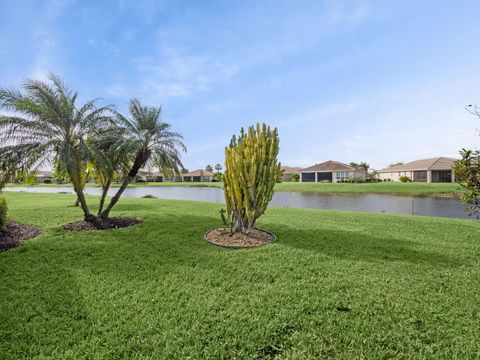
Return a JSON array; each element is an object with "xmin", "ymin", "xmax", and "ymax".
[
  {"xmin": 281, "ymin": 166, "xmax": 302, "ymax": 174},
  {"xmin": 378, "ymin": 157, "xmax": 457, "ymax": 172},
  {"xmin": 300, "ymin": 160, "xmax": 357, "ymax": 172},
  {"xmin": 183, "ymin": 169, "xmax": 214, "ymax": 177}
]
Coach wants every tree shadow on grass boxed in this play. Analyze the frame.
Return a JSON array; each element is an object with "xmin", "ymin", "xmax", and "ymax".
[
  {"xmin": 54, "ymin": 210, "xmax": 461, "ymax": 268},
  {"xmin": 266, "ymin": 222, "xmax": 460, "ymax": 267}
]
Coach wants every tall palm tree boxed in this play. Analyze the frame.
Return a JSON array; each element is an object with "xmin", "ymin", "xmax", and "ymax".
[
  {"xmin": 0, "ymin": 74, "xmax": 112, "ymax": 221},
  {"xmin": 99, "ymin": 99, "xmax": 186, "ymax": 219}
]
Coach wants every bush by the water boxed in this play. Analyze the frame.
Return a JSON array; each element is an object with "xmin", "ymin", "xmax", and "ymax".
[
  {"xmin": 0, "ymin": 196, "xmax": 7, "ymax": 230},
  {"xmin": 400, "ymin": 176, "xmax": 411, "ymax": 183}
]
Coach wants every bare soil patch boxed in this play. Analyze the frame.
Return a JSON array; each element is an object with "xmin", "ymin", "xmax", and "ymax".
[
  {"xmin": 62, "ymin": 217, "xmax": 143, "ymax": 231},
  {"xmin": 204, "ymin": 227, "xmax": 276, "ymax": 249},
  {"xmin": 0, "ymin": 221, "xmax": 41, "ymax": 252}
]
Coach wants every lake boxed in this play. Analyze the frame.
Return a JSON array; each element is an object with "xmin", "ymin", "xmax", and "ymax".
[{"xmin": 3, "ymin": 186, "xmax": 472, "ymax": 220}]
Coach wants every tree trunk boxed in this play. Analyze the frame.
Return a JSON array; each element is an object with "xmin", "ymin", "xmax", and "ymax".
[
  {"xmin": 99, "ymin": 176, "xmax": 132, "ymax": 219},
  {"xmin": 100, "ymin": 149, "xmax": 150, "ymax": 219},
  {"xmin": 68, "ymin": 161, "xmax": 93, "ymax": 222},
  {"xmin": 73, "ymin": 187, "xmax": 95, "ymax": 221},
  {"xmin": 74, "ymin": 197, "xmax": 80, "ymax": 207},
  {"xmin": 97, "ymin": 180, "xmax": 111, "ymax": 216}
]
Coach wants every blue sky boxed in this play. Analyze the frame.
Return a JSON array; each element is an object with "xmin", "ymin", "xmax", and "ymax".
[{"xmin": 1, "ymin": 0, "xmax": 480, "ymax": 171}]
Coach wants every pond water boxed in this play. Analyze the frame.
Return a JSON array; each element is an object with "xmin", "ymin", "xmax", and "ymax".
[{"xmin": 3, "ymin": 186, "xmax": 472, "ymax": 220}]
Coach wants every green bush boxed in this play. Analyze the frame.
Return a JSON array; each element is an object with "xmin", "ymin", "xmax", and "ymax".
[
  {"xmin": 0, "ymin": 196, "xmax": 7, "ymax": 230},
  {"xmin": 399, "ymin": 176, "xmax": 411, "ymax": 183},
  {"xmin": 291, "ymin": 173, "xmax": 300, "ymax": 182}
]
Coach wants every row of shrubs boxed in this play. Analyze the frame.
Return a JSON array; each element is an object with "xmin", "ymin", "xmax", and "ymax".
[{"xmin": 337, "ymin": 178, "xmax": 383, "ymax": 183}]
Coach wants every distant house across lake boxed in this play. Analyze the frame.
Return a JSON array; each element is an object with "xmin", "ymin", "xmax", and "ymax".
[
  {"xmin": 376, "ymin": 157, "xmax": 457, "ymax": 183},
  {"xmin": 280, "ymin": 166, "xmax": 302, "ymax": 182},
  {"xmin": 299, "ymin": 161, "xmax": 367, "ymax": 183},
  {"xmin": 182, "ymin": 169, "xmax": 214, "ymax": 182}
]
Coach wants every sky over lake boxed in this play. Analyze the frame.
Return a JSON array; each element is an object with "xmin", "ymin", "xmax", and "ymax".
[{"xmin": 1, "ymin": 0, "xmax": 479, "ymax": 171}]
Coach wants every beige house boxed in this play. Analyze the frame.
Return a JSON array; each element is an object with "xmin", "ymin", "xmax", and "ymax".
[
  {"xmin": 280, "ymin": 166, "xmax": 302, "ymax": 182},
  {"xmin": 182, "ymin": 169, "xmax": 214, "ymax": 182},
  {"xmin": 376, "ymin": 157, "xmax": 457, "ymax": 183},
  {"xmin": 299, "ymin": 161, "xmax": 367, "ymax": 183}
]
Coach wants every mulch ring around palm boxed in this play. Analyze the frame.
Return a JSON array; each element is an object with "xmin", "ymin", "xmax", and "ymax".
[
  {"xmin": 204, "ymin": 227, "xmax": 277, "ymax": 249},
  {"xmin": 62, "ymin": 217, "xmax": 143, "ymax": 231},
  {"xmin": 0, "ymin": 221, "xmax": 41, "ymax": 252}
]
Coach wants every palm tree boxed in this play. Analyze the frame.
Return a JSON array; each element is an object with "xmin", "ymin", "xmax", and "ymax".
[
  {"xmin": 99, "ymin": 99, "xmax": 186, "ymax": 219},
  {"xmin": 0, "ymin": 74, "xmax": 112, "ymax": 221},
  {"xmin": 214, "ymin": 163, "xmax": 222, "ymax": 173}
]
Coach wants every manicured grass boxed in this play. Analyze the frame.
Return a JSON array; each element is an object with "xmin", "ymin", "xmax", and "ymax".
[
  {"xmin": 6, "ymin": 181, "xmax": 463, "ymax": 196},
  {"xmin": 274, "ymin": 181, "xmax": 463, "ymax": 195},
  {"xmin": 1, "ymin": 193, "xmax": 479, "ymax": 358}
]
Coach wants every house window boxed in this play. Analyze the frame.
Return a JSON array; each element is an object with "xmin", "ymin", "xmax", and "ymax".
[
  {"xmin": 413, "ymin": 171, "xmax": 427, "ymax": 182},
  {"xmin": 336, "ymin": 171, "xmax": 350, "ymax": 181}
]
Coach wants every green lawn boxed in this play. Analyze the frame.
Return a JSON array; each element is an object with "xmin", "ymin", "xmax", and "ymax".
[
  {"xmin": 6, "ymin": 181, "xmax": 463, "ymax": 196},
  {"xmin": 1, "ymin": 193, "xmax": 479, "ymax": 359},
  {"xmin": 274, "ymin": 181, "xmax": 463, "ymax": 195}
]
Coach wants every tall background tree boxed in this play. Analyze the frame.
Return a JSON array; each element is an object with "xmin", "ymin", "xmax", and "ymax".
[
  {"xmin": 0, "ymin": 74, "xmax": 112, "ymax": 221},
  {"xmin": 205, "ymin": 164, "xmax": 213, "ymax": 172},
  {"xmin": 349, "ymin": 162, "xmax": 369, "ymax": 171},
  {"xmin": 99, "ymin": 99, "xmax": 186, "ymax": 219},
  {"xmin": 454, "ymin": 105, "xmax": 480, "ymax": 218}
]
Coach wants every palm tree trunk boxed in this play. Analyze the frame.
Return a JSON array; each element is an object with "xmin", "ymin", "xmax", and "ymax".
[
  {"xmin": 99, "ymin": 176, "xmax": 132, "ymax": 219},
  {"xmin": 69, "ymin": 162, "xmax": 94, "ymax": 222},
  {"xmin": 100, "ymin": 150, "xmax": 150, "ymax": 219},
  {"xmin": 98, "ymin": 180, "xmax": 111, "ymax": 216},
  {"xmin": 74, "ymin": 187, "xmax": 95, "ymax": 221}
]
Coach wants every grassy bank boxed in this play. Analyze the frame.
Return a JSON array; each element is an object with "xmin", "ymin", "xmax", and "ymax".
[
  {"xmin": 275, "ymin": 181, "xmax": 463, "ymax": 195},
  {"xmin": 5, "ymin": 181, "xmax": 463, "ymax": 196},
  {"xmin": 1, "ymin": 192, "xmax": 479, "ymax": 358}
]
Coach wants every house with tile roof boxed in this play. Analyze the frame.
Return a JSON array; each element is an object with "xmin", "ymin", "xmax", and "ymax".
[
  {"xmin": 299, "ymin": 161, "xmax": 367, "ymax": 183},
  {"xmin": 376, "ymin": 157, "xmax": 457, "ymax": 183},
  {"xmin": 182, "ymin": 169, "xmax": 214, "ymax": 182}
]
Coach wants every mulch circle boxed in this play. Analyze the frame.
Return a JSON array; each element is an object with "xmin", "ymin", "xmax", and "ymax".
[
  {"xmin": 0, "ymin": 221, "xmax": 42, "ymax": 253},
  {"xmin": 62, "ymin": 217, "xmax": 143, "ymax": 231},
  {"xmin": 204, "ymin": 227, "xmax": 277, "ymax": 249}
]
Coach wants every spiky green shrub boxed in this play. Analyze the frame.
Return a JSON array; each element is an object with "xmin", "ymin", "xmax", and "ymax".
[
  {"xmin": 222, "ymin": 123, "xmax": 282, "ymax": 234},
  {"xmin": 0, "ymin": 196, "xmax": 7, "ymax": 230}
]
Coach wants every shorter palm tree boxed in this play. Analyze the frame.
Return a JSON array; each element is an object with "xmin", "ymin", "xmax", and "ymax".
[
  {"xmin": 99, "ymin": 99, "xmax": 186, "ymax": 219},
  {"xmin": 0, "ymin": 74, "xmax": 112, "ymax": 221}
]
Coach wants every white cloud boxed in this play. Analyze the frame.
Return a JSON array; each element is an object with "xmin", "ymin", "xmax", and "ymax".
[{"xmin": 132, "ymin": 48, "xmax": 238, "ymax": 99}]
